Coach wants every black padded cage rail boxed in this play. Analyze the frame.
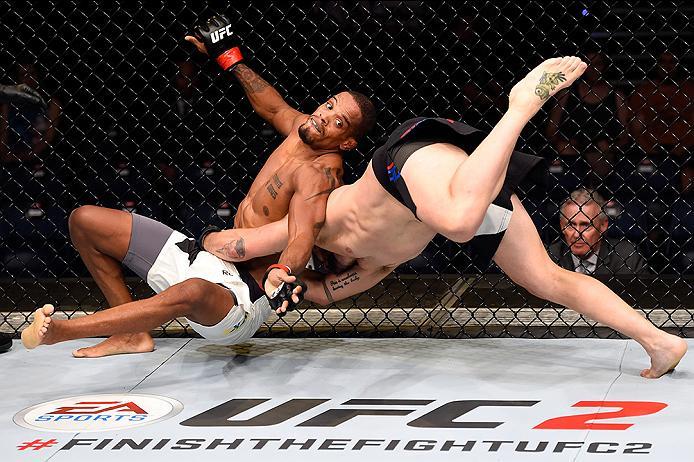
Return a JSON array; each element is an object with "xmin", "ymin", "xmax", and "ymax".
[{"xmin": 1, "ymin": 1, "xmax": 692, "ymax": 339}]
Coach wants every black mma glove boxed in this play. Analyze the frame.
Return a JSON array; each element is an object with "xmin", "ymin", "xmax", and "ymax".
[
  {"xmin": 192, "ymin": 15, "xmax": 244, "ymax": 71},
  {"xmin": 0, "ymin": 84, "xmax": 47, "ymax": 109},
  {"xmin": 268, "ymin": 278, "xmax": 308, "ymax": 318},
  {"xmin": 197, "ymin": 224, "xmax": 221, "ymax": 251}
]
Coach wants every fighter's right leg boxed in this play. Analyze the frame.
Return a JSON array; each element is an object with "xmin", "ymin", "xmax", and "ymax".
[
  {"xmin": 22, "ymin": 278, "xmax": 235, "ymax": 349},
  {"xmin": 68, "ymin": 205, "xmax": 154, "ymax": 357},
  {"xmin": 401, "ymin": 56, "xmax": 588, "ymax": 241}
]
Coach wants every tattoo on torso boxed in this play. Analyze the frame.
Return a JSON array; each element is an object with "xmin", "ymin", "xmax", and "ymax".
[
  {"xmin": 266, "ymin": 184, "xmax": 277, "ymax": 199},
  {"xmin": 266, "ymin": 173, "xmax": 284, "ymax": 200},
  {"xmin": 534, "ymin": 71, "xmax": 566, "ymax": 100}
]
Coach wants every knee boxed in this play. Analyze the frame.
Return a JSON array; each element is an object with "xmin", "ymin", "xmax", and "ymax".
[
  {"xmin": 171, "ymin": 278, "xmax": 216, "ymax": 309},
  {"xmin": 68, "ymin": 205, "xmax": 101, "ymax": 241},
  {"xmin": 448, "ymin": 197, "xmax": 496, "ymax": 243},
  {"xmin": 517, "ymin": 262, "xmax": 564, "ymax": 302},
  {"xmin": 439, "ymin": 224, "xmax": 475, "ymax": 244},
  {"xmin": 436, "ymin": 203, "xmax": 481, "ymax": 243}
]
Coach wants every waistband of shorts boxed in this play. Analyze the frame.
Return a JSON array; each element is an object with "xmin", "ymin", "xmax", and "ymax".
[{"xmin": 236, "ymin": 264, "xmax": 264, "ymax": 303}]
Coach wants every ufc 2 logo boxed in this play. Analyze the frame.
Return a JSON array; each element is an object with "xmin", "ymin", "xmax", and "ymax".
[
  {"xmin": 211, "ymin": 25, "xmax": 233, "ymax": 43},
  {"xmin": 180, "ymin": 399, "xmax": 666, "ymax": 430}
]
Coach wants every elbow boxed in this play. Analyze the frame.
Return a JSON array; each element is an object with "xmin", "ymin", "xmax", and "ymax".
[{"xmin": 304, "ymin": 293, "xmax": 330, "ymax": 307}]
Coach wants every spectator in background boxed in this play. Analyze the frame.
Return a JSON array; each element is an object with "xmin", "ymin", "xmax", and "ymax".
[
  {"xmin": 173, "ymin": 60, "xmax": 203, "ymax": 118},
  {"xmin": 629, "ymin": 51, "xmax": 694, "ymax": 159},
  {"xmin": 669, "ymin": 160, "xmax": 694, "ymax": 273},
  {"xmin": 546, "ymin": 52, "xmax": 629, "ymax": 184},
  {"xmin": 549, "ymin": 188, "xmax": 648, "ymax": 275},
  {"xmin": 0, "ymin": 80, "xmax": 49, "ymax": 353},
  {"xmin": 165, "ymin": 60, "xmax": 208, "ymax": 161},
  {"xmin": 0, "ymin": 63, "xmax": 61, "ymax": 163},
  {"xmin": 151, "ymin": 60, "xmax": 210, "ymax": 211}
]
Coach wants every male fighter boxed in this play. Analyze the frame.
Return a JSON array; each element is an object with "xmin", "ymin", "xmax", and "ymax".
[
  {"xmin": 20, "ymin": 15, "xmax": 375, "ymax": 357},
  {"xmin": 24, "ymin": 57, "xmax": 686, "ymax": 378},
  {"xmin": 203, "ymin": 56, "xmax": 686, "ymax": 379}
]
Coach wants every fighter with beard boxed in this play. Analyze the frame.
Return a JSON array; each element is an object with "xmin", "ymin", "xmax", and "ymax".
[{"xmin": 20, "ymin": 15, "xmax": 375, "ymax": 357}]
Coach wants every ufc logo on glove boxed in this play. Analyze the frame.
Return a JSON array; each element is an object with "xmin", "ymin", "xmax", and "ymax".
[{"xmin": 210, "ymin": 25, "xmax": 234, "ymax": 43}]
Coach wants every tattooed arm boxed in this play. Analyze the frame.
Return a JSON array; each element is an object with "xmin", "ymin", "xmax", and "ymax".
[
  {"xmin": 204, "ymin": 216, "xmax": 289, "ymax": 262},
  {"xmin": 231, "ymin": 63, "xmax": 303, "ymax": 136},
  {"xmin": 301, "ymin": 261, "xmax": 396, "ymax": 305},
  {"xmin": 185, "ymin": 32, "xmax": 302, "ymax": 135}
]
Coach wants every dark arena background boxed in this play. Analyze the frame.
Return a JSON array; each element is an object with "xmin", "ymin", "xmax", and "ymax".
[
  {"xmin": 1, "ymin": 2, "xmax": 692, "ymax": 338},
  {"xmin": 3, "ymin": 3, "xmax": 694, "ymax": 462}
]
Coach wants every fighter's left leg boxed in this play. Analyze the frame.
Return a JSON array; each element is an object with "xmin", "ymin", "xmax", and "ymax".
[
  {"xmin": 492, "ymin": 194, "xmax": 687, "ymax": 378},
  {"xmin": 68, "ymin": 206, "xmax": 154, "ymax": 357}
]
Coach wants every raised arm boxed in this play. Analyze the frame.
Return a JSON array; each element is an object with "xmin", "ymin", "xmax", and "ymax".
[
  {"xmin": 185, "ymin": 15, "xmax": 302, "ymax": 136},
  {"xmin": 229, "ymin": 64, "xmax": 302, "ymax": 136}
]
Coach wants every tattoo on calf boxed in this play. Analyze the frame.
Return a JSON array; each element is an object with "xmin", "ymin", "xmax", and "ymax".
[
  {"xmin": 534, "ymin": 71, "xmax": 566, "ymax": 100},
  {"xmin": 217, "ymin": 237, "xmax": 246, "ymax": 260}
]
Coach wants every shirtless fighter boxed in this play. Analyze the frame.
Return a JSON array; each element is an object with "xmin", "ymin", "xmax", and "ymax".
[
  {"xmin": 20, "ymin": 15, "xmax": 375, "ymax": 357},
  {"xmin": 203, "ymin": 56, "xmax": 686, "ymax": 379}
]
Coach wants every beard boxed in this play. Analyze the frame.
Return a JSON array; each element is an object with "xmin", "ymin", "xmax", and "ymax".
[{"xmin": 297, "ymin": 123, "xmax": 312, "ymax": 145}]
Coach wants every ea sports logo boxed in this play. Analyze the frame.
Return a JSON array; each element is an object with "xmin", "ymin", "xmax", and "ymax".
[{"xmin": 14, "ymin": 394, "xmax": 183, "ymax": 432}]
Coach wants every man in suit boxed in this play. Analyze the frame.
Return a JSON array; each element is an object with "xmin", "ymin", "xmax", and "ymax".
[{"xmin": 549, "ymin": 188, "xmax": 648, "ymax": 275}]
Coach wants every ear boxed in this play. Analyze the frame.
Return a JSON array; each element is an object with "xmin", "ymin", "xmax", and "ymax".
[{"xmin": 339, "ymin": 137, "xmax": 357, "ymax": 151}]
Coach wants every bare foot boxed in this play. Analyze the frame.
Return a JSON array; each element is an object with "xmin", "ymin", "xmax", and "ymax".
[
  {"xmin": 21, "ymin": 304, "xmax": 54, "ymax": 349},
  {"xmin": 641, "ymin": 334, "xmax": 688, "ymax": 379},
  {"xmin": 508, "ymin": 56, "xmax": 588, "ymax": 118},
  {"xmin": 72, "ymin": 333, "xmax": 155, "ymax": 358}
]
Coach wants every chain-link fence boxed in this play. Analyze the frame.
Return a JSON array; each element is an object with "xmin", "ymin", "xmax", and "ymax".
[{"xmin": 1, "ymin": 1, "xmax": 692, "ymax": 339}]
